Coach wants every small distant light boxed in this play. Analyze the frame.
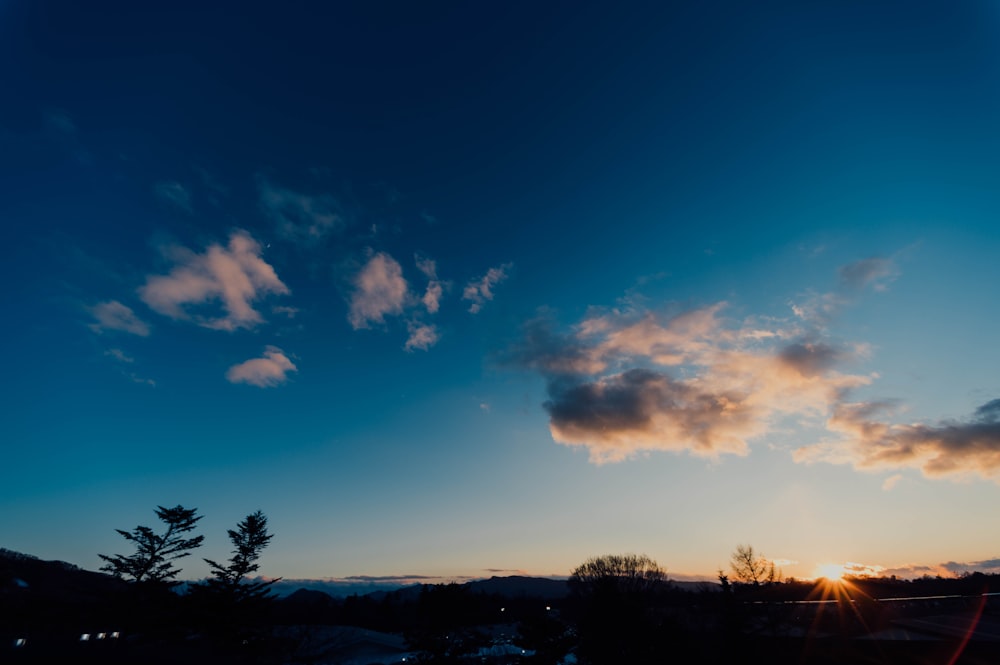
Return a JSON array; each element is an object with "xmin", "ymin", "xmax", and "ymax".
[
  {"xmin": 97, "ymin": 633, "xmax": 106, "ymax": 640},
  {"xmin": 80, "ymin": 634, "xmax": 90, "ymax": 641},
  {"xmin": 500, "ymin": 607, "xmax": 505, "ymax": 612},
  {"xmin": 14, "ymin": 638, "xmax": 27, "ymax": 648},
  {"xmin": 110, "ymin": 631, "xmax": 120, "ymax": 639},
  {"xmin": 545, "ymin": 606, "xmax": 551, "ymax": 611}
]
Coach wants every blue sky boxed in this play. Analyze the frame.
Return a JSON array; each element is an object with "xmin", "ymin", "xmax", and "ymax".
[{"xmin": 3, "ymin": 1, "xmax": 1000, "ymax": 585}]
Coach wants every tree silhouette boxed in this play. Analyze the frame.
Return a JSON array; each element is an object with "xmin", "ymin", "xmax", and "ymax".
[
  {"xmin": 569, "ymin": 553, "xmax": 667, "ymax": 597},
  {"xmin": 201, "ymin": 510, "xmax": 279, "ymax": 603},
  {"xmin": 568, "ymin": 554, "xmax": 671, "ymax": 664},
  {"xmin": 98, "ymin": 505, "xmax": 203, "ymax": 584},
  {"xmin": 729, "ymin": 544, "xmax": 779, "ymax": 586}
]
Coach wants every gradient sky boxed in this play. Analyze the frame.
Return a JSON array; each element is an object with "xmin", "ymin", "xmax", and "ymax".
[{"xmin": 3, "ymin": 1, "xmax": 1000, "ymax": 586}]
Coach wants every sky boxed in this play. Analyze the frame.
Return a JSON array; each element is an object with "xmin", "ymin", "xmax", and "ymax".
[{"xmin": 2, "ymin": 1, "xmax": 1000, "ymax": 587}]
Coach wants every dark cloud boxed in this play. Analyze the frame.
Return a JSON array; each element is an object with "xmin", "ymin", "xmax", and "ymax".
[
  {"xmin": 500, "ymin": 315, "xmax": 603, "ymax": 377},
  {"xmin": 507, "ymin": 304, "xmax": 868, "ymax": 463},
  {"xmin": 973, "ymin": 399, "xmax": 1000, "ymax": 424},
  {"xmin": 778, "ymin": 339, "xmax": 845, "ymax": 377},
  {"xmin": 544, "ymin": 368, "xmax": 756, "ymax": 462},
  {"xmin": 942, "ymin": 558, "xmax": 1000, "ymax": 575},
  {"xmin": 796, "ymin": 398, "xmax": 1000, "ymax": 481},
  {"xmin": 345, "ymin": 574, "xmax": 442, "ymax": 582}
]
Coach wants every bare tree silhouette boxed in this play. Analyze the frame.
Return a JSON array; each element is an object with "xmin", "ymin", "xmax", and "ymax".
[{"xmin": 729, "ymin": 544, "xmax": 779, "ymax": 586}]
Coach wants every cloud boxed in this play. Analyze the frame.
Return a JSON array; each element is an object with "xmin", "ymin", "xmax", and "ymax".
[
  {"xmin": 415, "ymin": 255, "xmax": 443, "ymax": 313},
  {"xmin": 154, "ymin": 181, "xmax": 193, "ymax": 214},
  {"xmin": 258, "ymin": 177, "xmax": 343, "ymax": 243},
  {"xmin": 103, "ymin": 347, "xmax": 155, "ymax": 386},
  {"xmin": 404, "ymin": 322, "xmax": 439, "ymax": 352},
  {"xmin": 881, "ymin": 474, "xmax": 903, "ymax": 491},
  {"xmin": 838, "ymin": 256, "xmax": 899, "ymax": 292},
  {"xmin": 794, "ymin": 398, "xmax": 1000, "ymax": 482},
  {"xmin": 509, "ymin": 303, "xmax": 870, "ymax": 464},
  {"xmin": 226, "ymin": 346, "xmax": 297, "ymax": 387},
  {"xmin": 348, "ymin": 252, "xmax": 410, "ymax": 329},
  {"xmin": 104, "ymin": 348, "xmax": 134, "ymax": 363},
  {"xmin": 139, "ymin": 230, "xmax": 289, "ymax": 331},
  {"xmin": 88, "ymin": 300, "xmax": 151, "ymax": 336},
  {"xmin": 941, "ymin": 558, "xmax": 1000, "ymax": 576},
  {"xmin": 841, "ymin": 562, "xmax": 886, "ymax": 578},
  {"xmin": 791, "ymin": 256, "xmax": 899, "ymax": 326},
  {"xmin": 463, "ymin": 263, "xmax": 511, "ymax": 313},
  {"xmin": 272, "ymin": 305, "xmax": 299, "ymax": 318}
]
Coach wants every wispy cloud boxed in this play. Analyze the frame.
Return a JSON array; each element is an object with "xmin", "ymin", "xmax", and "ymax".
[
  {"xmin": 139, "ymin": 230, "xmax": 289, "ymax": 331},
  {"xmin": 405, "ymin": 321, "xmax": 440, "ymax": 352},
  {"xmin": 258, "ymin": 177, "xmax": 343, "ymax": 243},
  {"xmin": 794, "ymin": 398, "xmax": 1000, "ymax": 482},
  {"xmin": 838, "ymin": 256, "xmax": 899, "ymax": 292},
  {"xmin": 791, "ymin": 255, "xmax": 899, "ymax": 326},
  {"xmin": 348, "ymin": 252, "xmax": 410, "ymax": 330},
  {"xmin": 463, "ymin": 263, "xmax": 511, "ymax": 313},
  {"xmin": 103, "ymin": 346, "xmax": 155, "ymax": 386},
  {"xmin": 104, "ymin": 348, "xmax": 134, "ymax": 363},
  {"xmin": 154, "ymin": 181, "xmax": 193, "ymax": 214},
  {"xmin": 508, "ymin": 303, "xmax": 870, "ymax": 464},
  {"xmin": 226, "ymin": 346, "xmax": 297, "ymax": 387},
  {"xmin": 88, "ymin": 300, "xmax": 151, "ymax": 336},
  {"xmin": 42, "ymin": 108, "xmax": 91, "ymax": 164},
  {"xmin": 881, "ymin": 474, "xmax": 903, "ymax": 491}
]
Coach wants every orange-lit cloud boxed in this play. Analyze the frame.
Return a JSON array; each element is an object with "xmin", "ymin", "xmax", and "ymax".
[
  {"xmin": 512, "ymin": 303, "xmax": 870, "ymax": 463},
  {"xmin": 415, "ymin": 255, "xmax": 444, "ymax": 314},
  {"xmin": 794, "ymin": 399, "xmax": 1000, "ymax": 482},
  {"xmin": 226, "ymin": 346, "xmax": 297, "ymax": 387},
  {"xmin": 88, "ymin": 300, "xmax": 151, "ymax": 336},
  {"xmin": 139, "ymin": 230, "xmax": 289, "ymax": 331},
  {"xmin": 348, "ymin": 252, "xmax": 409, "ymax": 329},
  {"xmin": 463, "ymin": 263, "xmax": 511, "ymax": 314},
  {"xmin": 405, "ymin": 322, "xmax": 440, "ymax": 352}
]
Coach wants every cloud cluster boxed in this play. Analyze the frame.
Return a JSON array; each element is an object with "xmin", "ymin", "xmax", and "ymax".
[
  {"xmin": 139, "ymin": 230, "xmax": 289, "ymax": 331},
  {"xmin": 89, "ymin": 300, "xmax": 151, "ymax": 336},
  {"xmin": 226, "ymin": 346, "xmax": 297, "ymax": 387},
  {"xmin": 794, "ymin": 398, "xmax": 1000, "ymax": 481},
  {"xmin": 463, "ymin": 263, "xmax": 511, "ymax": 313},
  {"xmin": 510, "ymin": 303, "xmax": 870, "ymax": 464},
  {"xmin": 509, "ymin": 254, "xmax": 1000, "ymax": 480},
  {"xmin": 347, "ymin": 252, "xmax": 509, "ymax": 351},
  {"xmin": 258, "ymin": 178, "xmax": 343, "ymax": 243}
]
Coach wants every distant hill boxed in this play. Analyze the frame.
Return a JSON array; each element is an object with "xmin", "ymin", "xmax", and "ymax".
[
  {"xmin": 0, "ymin": 547, "xmax": 125, "ymax": 600},
  {"xmin": 466, "ymin": 575, "xmax": 570, "ymax": 598}
]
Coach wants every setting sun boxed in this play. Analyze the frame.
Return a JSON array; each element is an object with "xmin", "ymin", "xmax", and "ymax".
[{"xmin": 813, "ymin": 563, "xmax": 848, "ymax": 581}]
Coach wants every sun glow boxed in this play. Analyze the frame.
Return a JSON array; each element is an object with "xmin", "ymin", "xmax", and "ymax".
[{"xmin": 813, "ymin": 563, "xmax": 848, "ymax": 581}]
